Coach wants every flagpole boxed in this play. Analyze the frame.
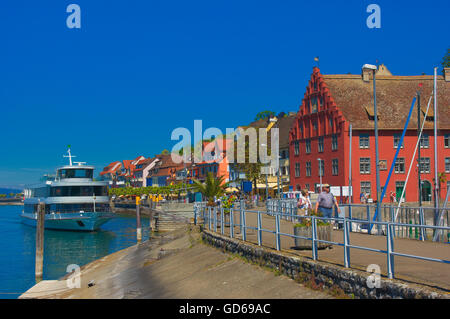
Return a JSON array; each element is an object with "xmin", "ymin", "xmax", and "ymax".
[{"xmin": 433, "ymin": 67, "xmax": 439, "ymax": 234}]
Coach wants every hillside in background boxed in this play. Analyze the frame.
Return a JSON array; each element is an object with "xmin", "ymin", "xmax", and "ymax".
[{"xmin": 0, "ymin": 188, "xmax": 23, "ymax": 195}]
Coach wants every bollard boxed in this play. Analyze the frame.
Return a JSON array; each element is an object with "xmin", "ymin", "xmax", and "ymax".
[{"xmin": 35, "ymin": 203, "xmax": 45, "ymax": 281}]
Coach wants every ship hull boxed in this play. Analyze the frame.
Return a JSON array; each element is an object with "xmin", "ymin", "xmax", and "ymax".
[{"xmin": 20, "ymin": 212, "xmax": 114, "ymax": 231}]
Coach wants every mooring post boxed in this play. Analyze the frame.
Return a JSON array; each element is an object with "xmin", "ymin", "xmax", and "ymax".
[
  {"xmin": 136, "ymin": 196, "xmax": 142, "ymax": 242},
  {"xmin": 35, "ymin": 202, "xmax": 45, "ymax": 281}
]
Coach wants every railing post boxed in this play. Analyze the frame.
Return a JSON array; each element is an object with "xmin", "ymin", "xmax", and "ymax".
[
  {"xmin": 203, "ymin": 206, "xmax": 206, "ymax": 228},
  {"xmin": 239, "ymin": 200, "xmax": 243, "ymax": 233},
  {"xmin": 312, "ymin": 216, "xmax": 318, "ymax": 260},
  {"xmin": 230, "ymin": 207, "xmax": 234, "ymax": 239},
  {"xmin": 220, "ymin": 207, "xmax": 224, "ymax": 235},
  {"xmin": 343, "ymin": 218, "xmax": 350, "ymax": 268},
  {"xmin": 419, "ymin": 207, "xmax": 426, "ymax": 241},
  {"xmin": 292, "ymin": 202, "xmax": 296, "ymax": 222},
  {"xmin": 214, "ymin": 206, "xmax": 217, "ymax": 233},
  {"xmin": 387, "ymin": 223, "xmax": 395, "ymax": 279},
  {"xmin": 348, "ymin": 205, "xmax": 353, "ymax": 232},
  {"xmin": 242, "ymin": 208, "xmax": 247, "ymax": 241},
  {"xmin": 208, "ymin": 206, "xmax": 212, "ymax": 230},
  {"xmin": 275, "ymin": 213, "xmax": 281, "ymax": 251},
  {"xmin": 257, "ymin": 211, "xmax": 262, "ymax": 246},
  {"xmin": 366, "ymin": 205, "xmax": 371, "ymax": 234},
  {"xmin": 194, "ymin": 205, "xmax": 197, "ymax": 226}
]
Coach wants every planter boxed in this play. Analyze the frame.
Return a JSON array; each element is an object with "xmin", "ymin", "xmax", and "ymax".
[{"xmin": 293, "ymin": 224, "xmax": 333, "ymax": 250}]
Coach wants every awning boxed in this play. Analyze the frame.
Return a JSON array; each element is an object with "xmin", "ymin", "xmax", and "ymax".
[
  {"xmin": 256, "ymin": 182, "xmax": 278, "ymax": 189},
  {"xmin": 225, "ymin": 187, "xmax": 239, "ymax": 193}
]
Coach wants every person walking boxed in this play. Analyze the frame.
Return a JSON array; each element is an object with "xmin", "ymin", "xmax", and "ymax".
[
  {"xmin": 303, "ymin": 189, "xmax": 312, "ymax": 212},
  {"xmin": 315, "ymin": 184, "xmax": 340, "ymax": 222},
  {"xmin": 297, "ymin": 191, "xmax": 307, "ymax": 216}
]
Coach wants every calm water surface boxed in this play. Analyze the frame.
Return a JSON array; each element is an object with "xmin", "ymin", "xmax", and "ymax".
[{"xmin": 0, "ymin": 205, "xmax": 150, "ymax": 299}]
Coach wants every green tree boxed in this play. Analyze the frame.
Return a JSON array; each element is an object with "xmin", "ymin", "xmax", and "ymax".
[
  {"xmin": 254, "ymin": 110, "xmax": 275, "ymax": 121},
  {"xmin": 442, "ymin": 48, "xmax": 450, "ymax": 73},
  {"xmin": 192, "ymin": 172, "xmax": 227, "ymax": 206},
  {"xmin": 232, "ymin": 126, "xmax": 273, "ymax": 196},
  {"xmin": 161, "ymin": 149, "xmax": 170, "ymax": 155}
]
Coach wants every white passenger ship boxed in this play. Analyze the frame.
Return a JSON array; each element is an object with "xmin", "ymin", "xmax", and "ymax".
[{"xmin": 21, "ymin": 148, "xmax": 115, "ymax": 231}]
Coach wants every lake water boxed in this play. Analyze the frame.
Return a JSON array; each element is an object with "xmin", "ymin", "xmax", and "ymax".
[{"xmin": 0, "ymin": 205, "xmax": 150, "ymax": 299}]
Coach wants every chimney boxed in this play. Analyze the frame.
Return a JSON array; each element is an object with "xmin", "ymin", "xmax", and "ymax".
[
  {"xmin": 362, "ymin": 68, "xmax": 371, "ymax": 82},
  {"xmin": 444, "ymin": 68, "xmax": 450, "ymax": 82}
]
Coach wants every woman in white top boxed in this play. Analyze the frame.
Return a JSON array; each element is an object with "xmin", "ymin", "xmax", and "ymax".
[
  {"xmin": 297, "ymin": 190, "xmax": 307, "ymax": 216},
  {"xmin": 301, "ymin": 189, "xmax": 312, "ymax": 214}
]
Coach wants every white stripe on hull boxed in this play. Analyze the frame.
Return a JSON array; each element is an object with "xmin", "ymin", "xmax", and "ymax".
[{"xmin": 20, "ymin": 212, "xmax": 114, "ymax": 231}]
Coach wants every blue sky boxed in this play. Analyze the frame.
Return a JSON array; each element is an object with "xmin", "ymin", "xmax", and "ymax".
[{"xmin": 0, "ymin": 0, "xmax": 448, "ymax": 188}]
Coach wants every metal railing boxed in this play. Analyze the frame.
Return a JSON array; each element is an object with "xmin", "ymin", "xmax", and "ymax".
[
  {"xmin": 194, "ymin": 201, "xmax": 450, "ymax": 280},
  {"xmin": 263, "ymin": 199, "xmax": 450, "ymax": 241}
]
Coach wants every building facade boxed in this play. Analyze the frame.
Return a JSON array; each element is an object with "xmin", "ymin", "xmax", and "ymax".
[{"xmin": 289, "ymin": 66, "xmax": 450, "ymax": 202}]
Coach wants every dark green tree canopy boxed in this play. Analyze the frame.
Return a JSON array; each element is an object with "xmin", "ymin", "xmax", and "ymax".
[
  {"xmin": 254, "ymin": 110, "xmax": 275, "ymax": 121},
  {"xmin": 442, "ymin": 48, "xmax": 450, "ymax": 74}
]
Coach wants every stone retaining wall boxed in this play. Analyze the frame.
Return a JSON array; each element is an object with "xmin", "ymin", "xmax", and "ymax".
[{"xmin": 201, "ymin": 229, "xmax": 449, "ymax": 299}]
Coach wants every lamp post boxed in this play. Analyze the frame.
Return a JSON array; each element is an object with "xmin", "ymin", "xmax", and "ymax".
[
  {"xmin": 261, "ymin": 143, "xmax": 269, "ymax": 200},
  {"xmin": 363, "ymin": 63, "xmax": 381, "ymax": 234},
  {"xmin": 277, "ymin": 157, "xmax": 281, "ymax": 199}
]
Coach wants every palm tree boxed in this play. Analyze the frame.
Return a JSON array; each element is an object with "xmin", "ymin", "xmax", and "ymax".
[{"xmin": 192, "ymin": 172, "xmax": 228, "ymax": 206}]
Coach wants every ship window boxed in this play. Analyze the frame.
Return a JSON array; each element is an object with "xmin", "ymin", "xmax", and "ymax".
[
  {"xmin": 58, "ymin": 169, "xmax": 93, "ymax": 179},
  {"xmin": 50, "ymin": 186, "xmax": 108, "ymax": 197}
]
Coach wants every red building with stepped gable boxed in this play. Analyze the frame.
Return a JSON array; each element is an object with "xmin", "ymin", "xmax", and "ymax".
[{"xmin": 289, "ymin": 65, "xmax": 450, "ymax": 203}]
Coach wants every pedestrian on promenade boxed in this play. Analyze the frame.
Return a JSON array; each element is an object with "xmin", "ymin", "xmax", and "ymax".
[
  {"xmin": 315, "ymin": 184, "xmax": 340, "ymax": 222},
  {"xmin": 297, "ymin": 190, "xmax": 306, "ymax": 215},
  {"xmin": 303, "ymin": 189, "xmax": 312, "ymax": 212}
]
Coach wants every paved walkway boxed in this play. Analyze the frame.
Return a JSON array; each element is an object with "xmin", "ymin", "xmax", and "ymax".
[
  {"xmin": 202, "ymin": 209, "xmax": 450, "ymax": 291},
  {"xmin": 21, "ymin": 226, "xmax": 332, "ymax": 299}
]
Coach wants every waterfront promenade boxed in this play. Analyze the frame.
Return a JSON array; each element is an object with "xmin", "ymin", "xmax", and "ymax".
[
  {"xmin": 21, "ymin": 225, "xmax": 332, "ymax": 299},
  {"xmin": 207, "ymin": 208, "xmax": 450, "ymax": 291}
]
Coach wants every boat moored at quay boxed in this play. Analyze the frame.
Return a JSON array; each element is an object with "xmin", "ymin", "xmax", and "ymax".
[{"xmin": 21, "ymin": 149, "xmax": 114, "ymax": 231}]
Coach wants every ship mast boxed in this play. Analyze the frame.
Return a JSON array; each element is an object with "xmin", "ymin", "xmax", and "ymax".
[{"xmin": 63, "ymin": 146, "xmax": 76, "ymax": 166}]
